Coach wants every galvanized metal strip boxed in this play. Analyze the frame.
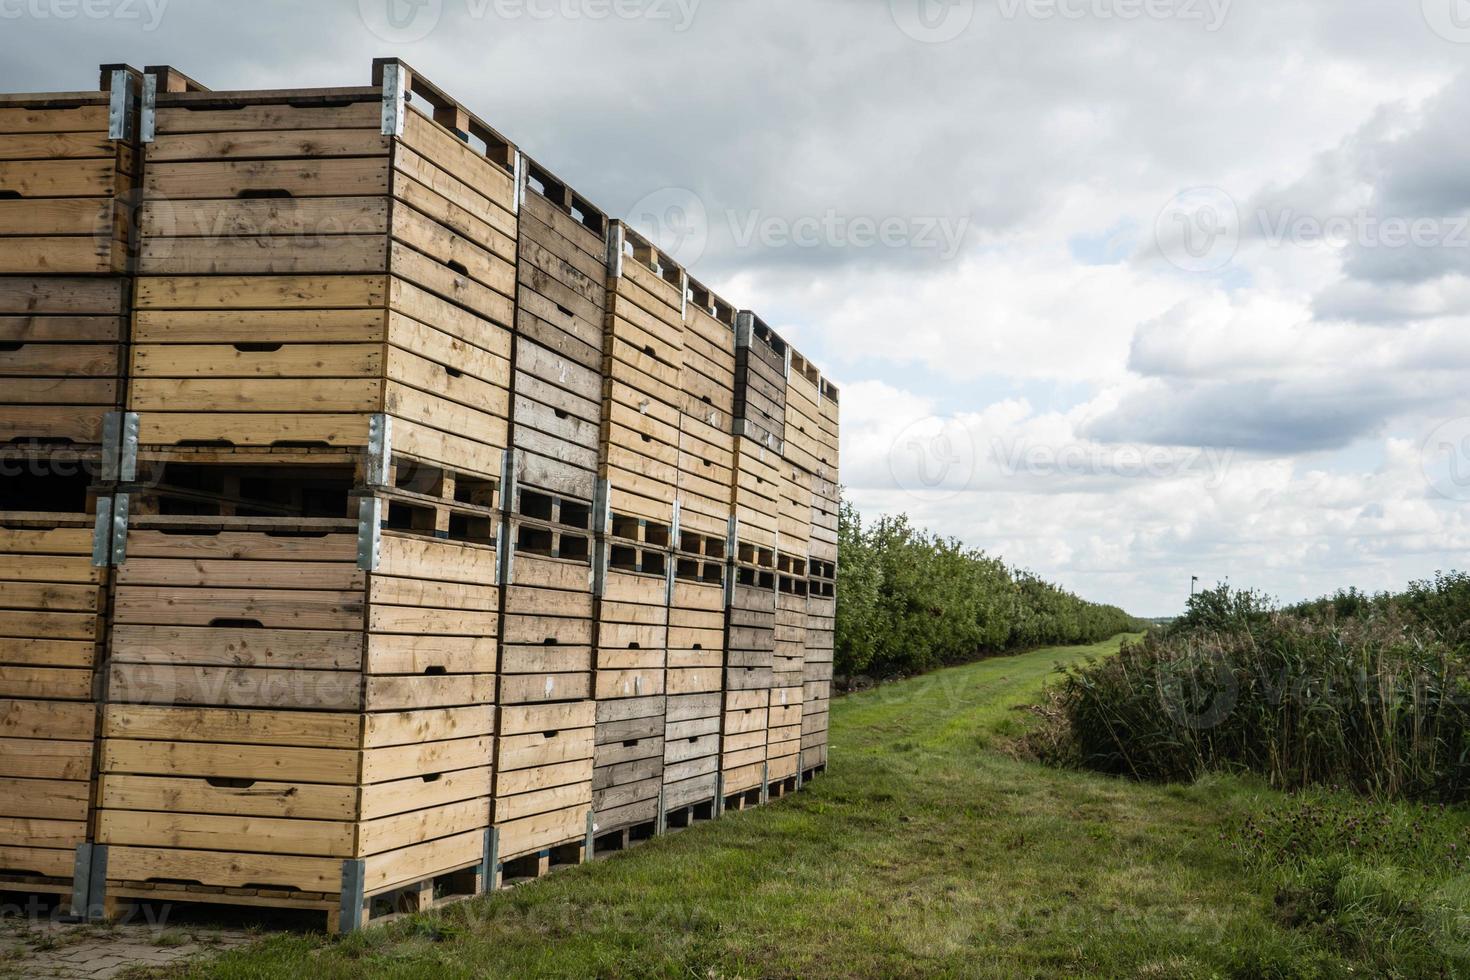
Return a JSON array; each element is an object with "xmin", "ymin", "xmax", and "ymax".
[
  {"xmin": 91, "ymin": 496, "xmax": 114, "ymax": 568},
  {"xmin": 84, "ymin": 844, "xmax": 108, "ymax": 922},
  {"xmin": 713, "ymin": 772, "xmax": 724, "ymax": 819},
  {"xmin": 735, "ymin": 312, "xmax": 753, "ymax": 348},
  {"xmin": 118, "ymin": 412, "xmax": 139, "ymax": 483},
  {"xmin": 497, "ymin": 518, "xmax": 514, "ymax": 587},
  {"xmin": 605, "ymin": 222, "xmax": 625, "ymax": 279},
  {"xmin": 584, "ymin": 810, "xmax": 596, "ymax": 859},
  {"xmin": 366, "ymin": 414, "xmax": 392, "ymax": 488},
  {"xmin": 339, "ymin": 859, "xmax": 367, "ymax": 932},
  {"xmin": 109, "ymin": 494, "xmax": 130, "ymax": 566},
  {"xmin": 593, "ymin": 478, "xmax": 611, "ymax": 536},
  {"xmin": 656, "ymin": 788, "xmax": 667, "ymax": 835},
  {"xmin": 99, "ymin": 412, "xmax": 122, "ymax": 484},
  {"xmin": 512, "ymin": 150, "xmax": 525, "ymax": 215},
  {"xmin": 500, "ymin": 448, "xmax": 517, "ymax": 513},
  {"xmin": 760, "ymin": 763, "xmax": 770, "ymax": 805},
  {"xmin": 486, "ymin": 827, "xmax": 501, "ymax": 891},
  {"xmin": 380, "ymin": 61, "xmax": 407, "ymax": 137},
  {"xmin": 106, "ymin": 69, "xmax": 134, "ymax": 142},
  {"xmin": 592, "ymin": 539, "xmax": 607, "ymax": 598},
  {"xmin": 139, "ymin": 72, "xmax": 157, "ymax": 144},
  {"xmin": 356, "ymin": 496, "xmax": 383, "ymax": 572},
  {"xmin": 70, "ymin": 843, "xmax": 92, "ymax": 919}
]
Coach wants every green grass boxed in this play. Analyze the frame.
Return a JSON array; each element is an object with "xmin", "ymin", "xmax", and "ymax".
[{"xmin": 144, "ymin": 635, "xmax": 1470, "ymax": 978}]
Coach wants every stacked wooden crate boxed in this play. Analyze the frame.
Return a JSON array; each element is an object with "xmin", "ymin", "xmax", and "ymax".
[
  {"xmin": 589, "ymin": 222, "xmax": 685, "ymax": 846},
  {"xmin": 491, "ymin": 158, "xmax": 606, "ymax": 878},
  {"xmin": 662, "ymin": 279, "xmax": 735, "ymax": 823},
  {"xmin": 719, "ymin": 313, "xmax": 785, "ymax": 806},
  {"xmin": 0, "ymin": 64, "xmax": 143, "ymax": 910},
  {"xmin": 92, "ymin": 59, "xmax": 516, "ymax": 930},
  {"xmin": 0, "ymin": 55, "xmax": 842, "ymax": 931},
  {"xmin": 804, "ymin": 381, "xmax": 840, "ymax": 776}
]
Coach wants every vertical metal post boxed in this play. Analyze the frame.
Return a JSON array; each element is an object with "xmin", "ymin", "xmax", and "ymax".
[{"xmin": 339, "ymin": 859, "xmax": 366, "ymax": 932}]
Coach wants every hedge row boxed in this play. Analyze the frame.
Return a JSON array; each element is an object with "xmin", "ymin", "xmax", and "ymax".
[{"xmin": 833, "ymin": 497, "xmax": 1142, "ymax": 680}]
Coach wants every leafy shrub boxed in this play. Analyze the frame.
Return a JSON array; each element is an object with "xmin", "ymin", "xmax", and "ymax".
[{"xmin": 1055, "ymin": 583, "xmax": 1470, "ymax": 801}]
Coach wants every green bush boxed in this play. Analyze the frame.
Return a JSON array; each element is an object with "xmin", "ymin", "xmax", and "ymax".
[
  {"xmin": 1056, "ymin": 580, "xmax": 1470, "ymax": 801},
  {"xmin": 833, "ymin": 494, "xmax": 1141, "ymax": 679}
]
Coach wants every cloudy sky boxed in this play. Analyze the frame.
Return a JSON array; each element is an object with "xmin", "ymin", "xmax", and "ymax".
[{"xmin": 7, "ymin": 0, "xmax": 1470, "ymax": 616}]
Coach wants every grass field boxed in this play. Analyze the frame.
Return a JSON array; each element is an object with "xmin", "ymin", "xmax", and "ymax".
[{"xmin": 146, "ymin": 635, "xmax": 1467, "ymax": 978}]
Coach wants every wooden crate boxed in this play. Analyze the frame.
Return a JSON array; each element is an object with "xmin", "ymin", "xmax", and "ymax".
[
  {"xmin": 590, "ymin": 531, "xmax": 669, "ymax": 834},
  {"xmin": 783, "ymin": 350, "xmax": 830, "ymax": 478},
  {"xmin": 663, "ymin": 530, "xmax": 727, "ymax": 812},
  {"xmin": 778, "ymin": 462, "xmax": 813, "ymax": 554},
  {"xmin": 803, "ymin": 563, "xmax": 835, "ymax": 774},
  {"xmin": 720, "ymin": 551, "xmax": 774, "ymax": 797},
  {"xmin": 677, "ymin": 279, "xmax": 736, "ymax": 540},
  {"xmin": 768, "ymin": 561, "xmax": 808, "ymax": 784},
  {"xmin": 0, "ymin": 504, "xmax": 107, "ymax": 900},
  {"xmin": 598, "ymin": 222, "xmax": 686, "ymax": 529},
  {"xmin": 494, "ymin": 497, "xmax": 596, "ymax": 861},
  {"xmin": 731, "ymin": 436, "xmax": 781, "ymax": 552},
  {"xmin": 817, "ymin": 376, "xmax": 840, "ymax": 482},
  {"xmin": 0, "ymin": 66, "xmax": 143, "ymax": 446},
  {"xmin": 128, "ymin": 59, "xmax": 515, "ymax": 482},
  {"xmin": 809, "ymin": 471, "xmax": 839, "ymax": 565},
  {"xmin": 510, "ymin": 161, "xmax": 607, "ymax": 502},
  {"xmin": 733, "ymin": 311, "xmax": 786, "ymax": 454},
  {"xmin": 92, "ymin": 466, "xmax": 498, "ymax": 929}
]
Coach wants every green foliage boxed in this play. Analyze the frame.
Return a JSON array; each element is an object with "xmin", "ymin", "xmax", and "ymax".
[
  {"xmin": 834, "ymin": 492, "xmax": 1141, "ymax": 679},
  {"xmin": 1229, "ymin": 790, "xmax": 1470, "ymax": 973},
  {"xmin": 1055, "ymin": 579, "xmax": 1470, "ymax": 802}
]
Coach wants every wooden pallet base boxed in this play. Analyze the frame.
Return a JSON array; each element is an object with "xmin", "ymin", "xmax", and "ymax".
[
  {"xmin": 497, "ymin": 839, "xmax": 585, "ymax": 888},
  {"xmin": 800, "ymin": 764, "xmax": 827, "ymax": 785},
  {"xmin": 590, "ymin": 819, "xmax": 658, "ymax": 858},
  {"xmin": 101, "ymin": 857, "xmax": 486, "ymax": 934}
]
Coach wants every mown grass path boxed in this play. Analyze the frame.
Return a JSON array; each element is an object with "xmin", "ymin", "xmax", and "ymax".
[{"xmin": 150, "ymin": 636, "xmax": 1344, "ymax": 978}]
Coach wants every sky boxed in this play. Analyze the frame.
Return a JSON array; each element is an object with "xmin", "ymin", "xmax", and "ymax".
[{"xmin": 5, "ymin": 0, "xmax": 1470, "ymax": 616}]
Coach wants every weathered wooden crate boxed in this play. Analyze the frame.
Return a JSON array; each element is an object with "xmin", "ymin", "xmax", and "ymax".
[
  {"xmin": 778, "ymin": 462, "xmax": 813, "ymax": 554},
  {"xmin": 128, "ymin": 59, "xmax": 515, "ymax": 482},
  {"xmin": 0, "ymin": 65, "xmax": 144, "ymax": 447},
  {"xmin": 590, "ymin": 530, "xmax": 669, "ymax": 835},
  {"xmin": 809, "ymin": 471, "xmax": 839, "ymax": 565},
  {"xmin": 817, "ymin": 377, "xmax": 840, "ymax": 481},
  {"xmin": 676, "ymin": 279, "xmax": 736, "ymax": 540},
  {"xmin": 783, "ymin": 349, "xmax": 830, "ymax": 478},
  {"xmin": 767, "ymin": 560, "xmax": 808, "ymax": 784},
  {"xmin": 494, "ymin": 491, "xmax": 595, "ymax": 863},
  {"xmin": 91, "ymin": 464, "xmax": 498, "ymax": 931},
  {"xmin": 663, "ymin": 530, "xmax": 726, "ymax": 813},
  {"xmin": 733, "ymin": 312, "xmax": 786, "ymax": 455},
  {"xmin": 598, "ymin": 222, "xmax": 686, "ymax": 529},
  {"xmin": 731, "ymin": 436, "xmax": 781, "ymax": 552},
  {"xmin": 720, "ymin": 550, "xmax": 774, "ymax": 798},
  {"xmin": 803, "ymin": 563, "xmax": 836, "ymax": 775},
  {"xmin": 0, "ymin": 498, "xmax": 107, "ymax": 903},
  {"xmin": 510, "ymin": 161, "xmax": 606, "ymax": 502}
]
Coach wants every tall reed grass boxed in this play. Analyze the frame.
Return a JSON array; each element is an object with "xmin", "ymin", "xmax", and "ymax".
[{"xmin": 1055, "ymin": 579, "xmax": 1470, "ymax": 801}]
